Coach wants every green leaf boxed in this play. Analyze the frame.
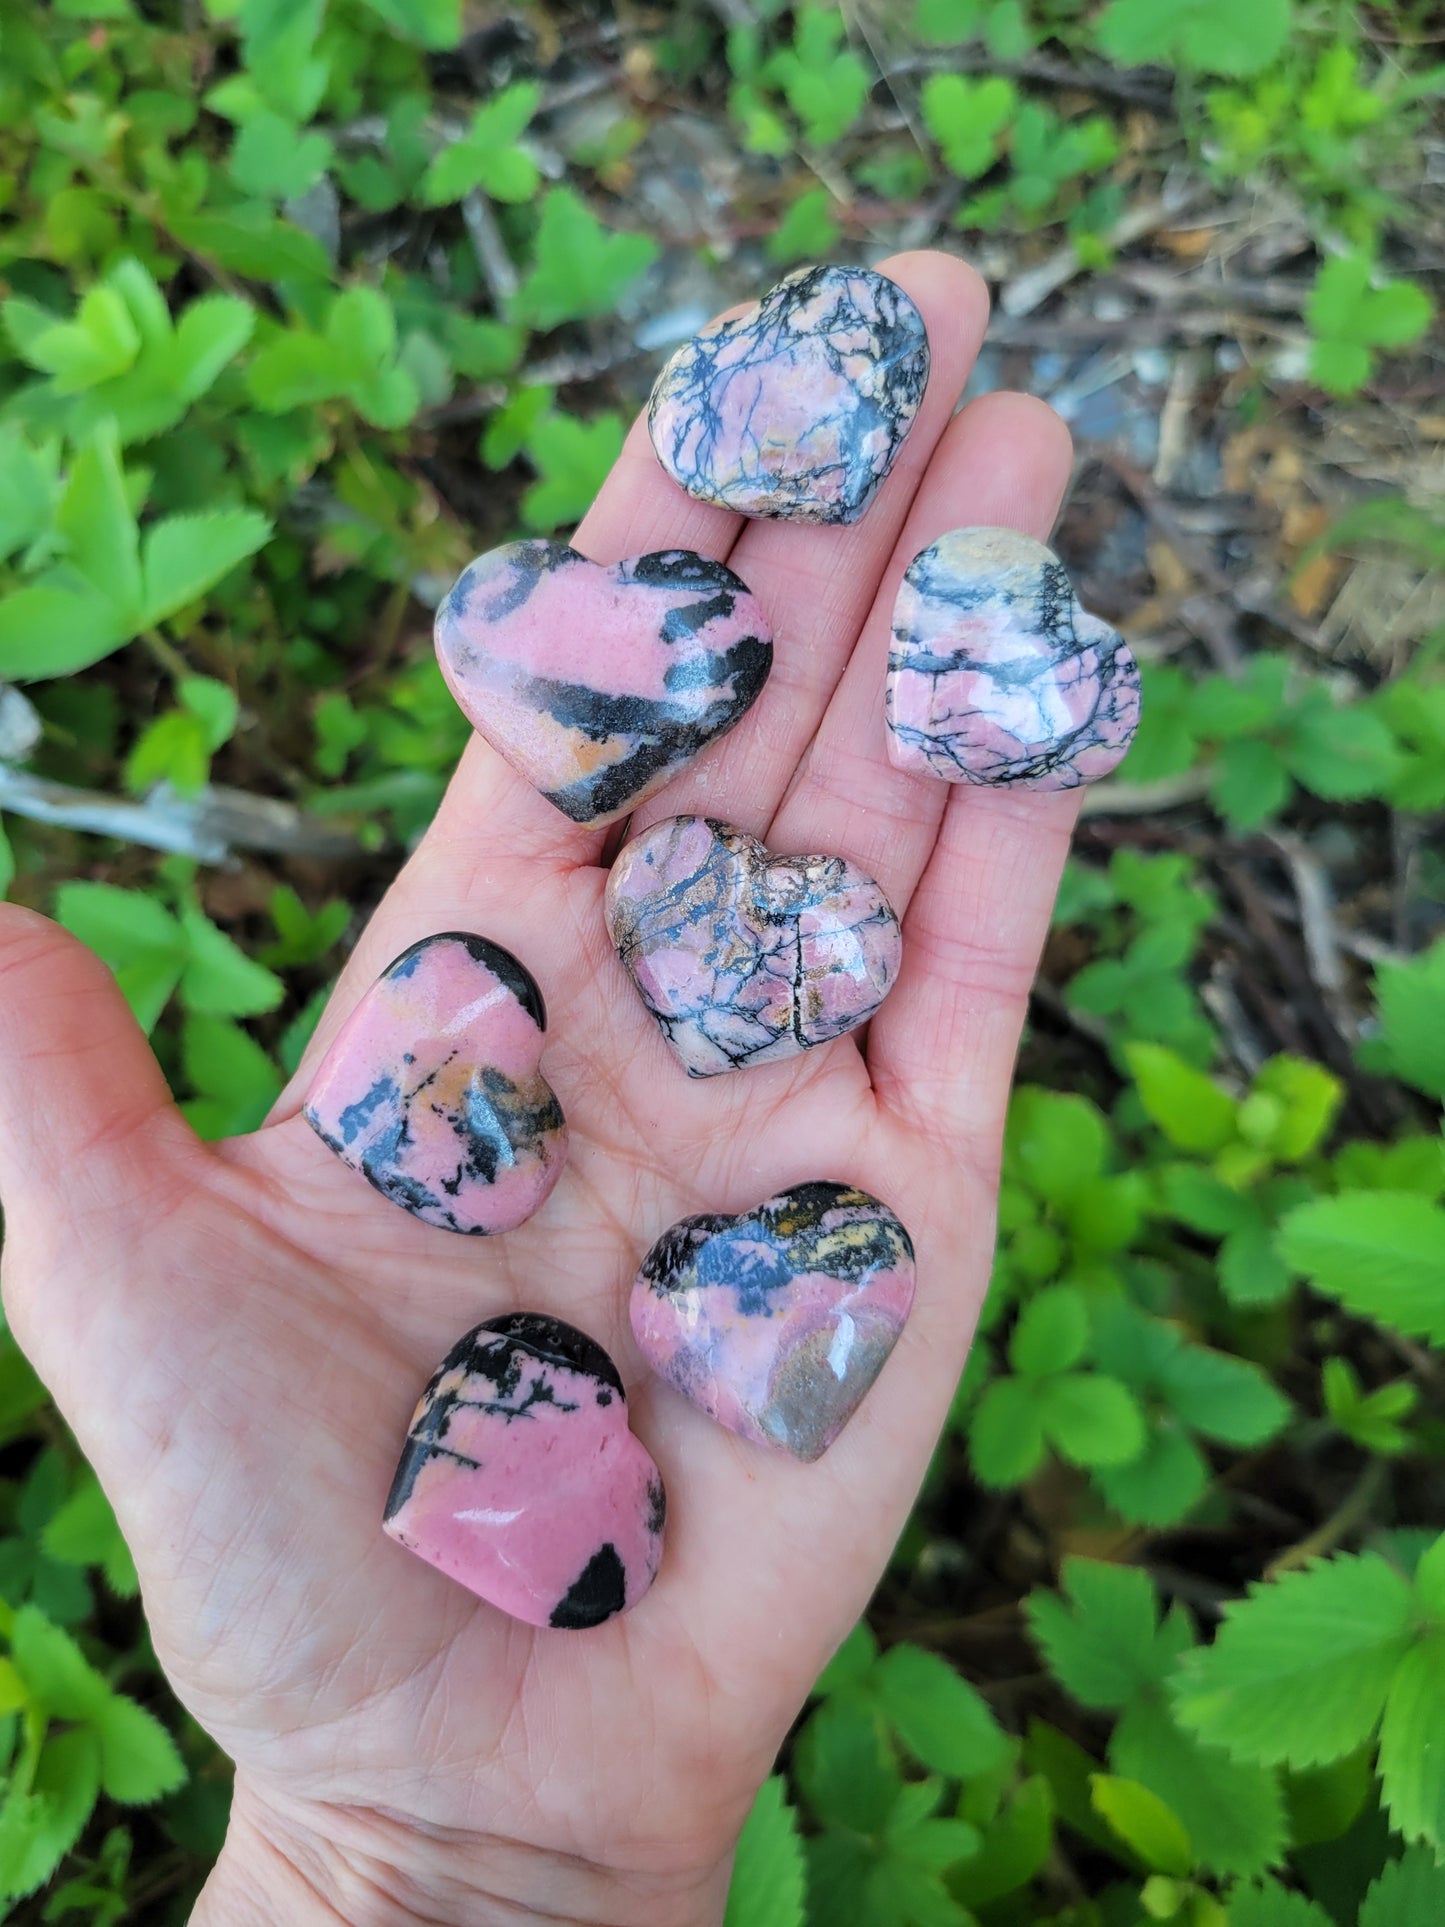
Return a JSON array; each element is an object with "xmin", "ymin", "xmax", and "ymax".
[
  {"xmin": 0, "ymin": 1728, "xmax": 101, "ymax": 1898},
  {"xmin": 511, "ymin": 188, "xmax": 657, "ymax": 331},
  {"xmin": 875, "ymin": 1644, "xmax": 1008, "ymax": 1779},
  {"xmin": 1309, "ymin": 338, "xmax": 1372, "ymax": 397},
  {"xmin": 723, "ymin": 1777, "xmax": 806, "ymax": 1927},
  {"xmin": 1089, "ymin": 1775, "xmax": 1192, "ymax": 1876},
  {"xmin": 55, "ymin": 881, "xmax": 186, "ymax": 1032},
  {"xmin": 40, "ymin": 1474, "xmax": 138, "ymax": 1599},
  {"xmin": 947, "ymin": 1775, "xmax": 1052, "ymax": 1908},
  {"xmin": 92, "ymin": 1694, "xmax": 186, "ymax": 1804},
  {"xmin": 181, "ymin": 1015, "xmax": 283, "ymax": 1138},
  {"xmin": 8, "ymin": 1607, "xmax": 110, "ymax": 1720},
  {"xmin": 1211, "ymin": 737, "xmax": 1292, "ymax": 828},
  {"xmin": 921, "ymin": 72, "xmax": 1015, "ymax": 178},
  {"xmin": 420, "ymin": 82, "xmax": 541, "ymax": 206},
  {"xmin": 55, "ymin": 425, "xmax": 142, "ymax": 619},
  {"xmin": 969, "ymin": 1375, "xmax": 1045, "ymax": 1487},
  {"xmin": 1377, "ymin": 1635, "xmax": 1445, "ymax": 1854},
  {"xmin": 1251, "ymin": 1056, "xmax": 1343, "ymax": 1162},
  {"xmin": 22, "ymin": 285, "xmax": 141, "ymax": 394},
  {"xmin": 1096, "ymin": 0, "xmax": 1290, "ymax": 77},
  {"xmin": 0, "ymin": 821, "xmax": 12, "ymax": 902},
  {"xmin": 0, "ymin": 583, "xmax": 130, "ymax": 681},
  {"xmin": 1153, "ymin": 1338, "xmax": 1290, "ymax": 1448},
  {"xmin": 1027, "ymin": 1559, "xmax": 1184, "ymax": 1711},
  {"xmin": 1372, "ymin": 940, "xmax": 1445, "ymax": 1101},
  {"xmin": 0, "ymin": 427, "xmax": 60, "ymax": 563},
  {"xmin": 1172, "ymin": 1554, "xmax": 1416, "ymax": 1767},
  {"xmin": 1040, "ymin": 1373, "xmax": 1147, "ymax": 1469},
  {"xmin": 1220, "ymin": 1218, "xmax": 1295, "ymax": 1308},
  {"xmin": 171, "ymin": 294, "xmax": 256, "ymax": 401},
  {"xmin": 796, "ymin": 1696, "xmax": 900, "ymax": 1836},
  {"xmin": 1110, "ymin": 1698, "xmax": 1286, "ymax": 1878},
  {"xmin": 914, "ymin": 0, "xmax": 981, "ymax": 45},
  {"xmin": 766, "ymin": 187, "xmax": 841, "ymax": 267},
  {"xmin": 1125, "ymin": 1043, "xmax": 1237, "ymax": 1152},
  {"xmin": 1359, "ymin": 1844, "xmax": 1445, "ymax": 1927},
  {"xmin": 140, "ymin": 509, "xmax": 272, "ymax": 626},
  {"xmin": 1010, "ymin": 1285, "xmax": 1088, "ymax": 1378},
  {"xmin": 1009, "ymin": 1088, "xmax": 1110, "ymax": 1202},
  {"xmin": 1286, "ymin": 703, "xmax": 1401, "ymax": 801},
  {"xmin": 359, "ymin": 0, "xmax": 460, "ymax": 48},
  {"xmin": 520, "ymin": 411, "xmax": 626, "ymax": 533},
  {"xmin": 231, "ymin": 108, "xmax": 333, "ymax": 199},
  {"xmin": 1093, "ymin": 1424, "xmax": 1209, "ymax": 1526},
  {"xmin": 177, "ymin": 906, "xmax": 284, "ymax": 1017},
  {"xmin": 1278, "ymin": 1192, "xmax": 1445, "ymax": 1344},
  {"xmin": 1228, "ymin": 1884, "xmax": 1334, "ymax": 1927}
]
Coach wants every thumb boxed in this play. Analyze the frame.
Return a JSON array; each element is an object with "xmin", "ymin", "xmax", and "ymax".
[{"xmin": 0, "ymin": 904, "xmax": 188, "ymax": 1249}]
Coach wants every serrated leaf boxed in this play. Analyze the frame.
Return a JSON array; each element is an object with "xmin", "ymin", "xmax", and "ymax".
[
  {"xmin": 1372, "ymin": 940, "xmax": 1445, "ymax": 1101},
  {"xmin": 1010, "ymin": 1286, "xmax": 1088, "ymax": 1378},
  {"xmin": 93, "ymin": 1694, "xmax": 186, "ymax": 1804},
  {"xmin": 40, "ymin": 1474, "xmax": 138, "ymax": 1599},
  {"xmin": 874, "ymin": 1644, "xmax": 1008, "ymax": 1779},
  {"xmin": 171, "ymin": 295, "xmax": 256, "ymax": 402},
  {"xmin": 1211, "ymin": 737, "xmax": 1292, "ymax": 827},
  {"xmin": 0, "ymin": 582, "xmax": 130, "ymax": 681},
  {"xmin": 1027, "ymin": 1559, "xmax": 1183, "ymax": 1711},
  {"xmin": 8, "ymin": 1606, "xmax": 111, "ymax": 1720},
  {"xmin": 1377, "ymin": 1635, "xmax": 1445, "ymax": 1854},
  {"xmin": 1125, "ymin": 1043, "xmax": 1237, "ymax": 1152},
  {"xmin": 1111, "ymin": 1698, "xmax": 1285, "ymax": 1878},
  {"xmin": 0, "ymin": 1728, "xmax": 100, "ymax": 1897},
  {"xmin": 723, "ymin": 1776, "xmax": 806, "ymax": 1927},
  {"xmin": 511, "ymin": 188, "xmax": 657, "ymax": 331},
  {"xmin": 1229, "ymin": 1884, "xmax": 1334, "ymax": 1927},
  {"xmin": 1041, "ymin": 1373, "xmax": 1146, "ymax": 1468},
  {"xmin": 1358, "ymin": 1843, "xmax": 1445, "ymax": 1926},
  {"xmin": 796, "ymin": 1696, "xmax": 900, "ymax": 1836},
  {"xmin": 1172, "ymin": 1554, "xmax": 1415, "ymax": 1767},
  {"xmin": 1096, "ymin": 0, "xmax": 1290, "ymax": 77},
  {"xmin": 1278, "ymin": 1192, "xmax": 1445, "ymax": 1344},
  {"xmin": 55, "ymin": 881, "xmax": 186, "ymax": 1032},
  {"xmin": 969, "ymin": 1375, "xmax": 1045, "ymax": 1487},
  {"xmin": 1155, "ymin": 1340, "xmax": 1289, "ymax": 1448},
  {"xmin": 55, "ymin": 424, "xmax": 141, "ymax": 619},
  {"xmin": 141, "ymin": 509, "xmax": 271, "ymax": 626},
  {"xmin": 177, "ymin": 906, "xmax": 284, "ymax": 1017}
]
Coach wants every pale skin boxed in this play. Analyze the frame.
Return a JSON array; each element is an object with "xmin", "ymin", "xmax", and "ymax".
[{"xmin": 0, "ymin": 252, "xmax": 1078, "ymax": 1925}]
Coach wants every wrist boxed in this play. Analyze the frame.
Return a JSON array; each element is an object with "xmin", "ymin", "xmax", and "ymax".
[{"xmin": 193, "ymin": 1776, "xmax": 735, "ymax": 1927}]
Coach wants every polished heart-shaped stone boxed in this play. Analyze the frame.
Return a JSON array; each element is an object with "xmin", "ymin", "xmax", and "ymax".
[
  {"xmin": 434, "ymin": 541, "xmax": 773, "ymax": 826},
  {"xmin": 632, "ymin": 1183, "xmax": 915, "ymax": 1462},
  {"xmin": 304, "ymin": 932, "xmax": 566, "ymax": 1236},
  {"xmin": 648, "ymin": 265, "xmax": 930, "ymax": 525},
  {"xmin": 385, "ymin": 1314, "xmax": 665, "ymax": 1629},
  {"xmin": 605, "ymin": 816, "xmax": 902, "ymax": 1078},
  {"xmin": 886, "ymin": 527, "xmax": 1142, "ymax": 790}
]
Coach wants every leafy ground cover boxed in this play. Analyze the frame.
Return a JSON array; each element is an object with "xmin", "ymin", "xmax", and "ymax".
[{"xmin": 0, "ymin": 0, "xmax": 1441, "ymax": 1920}]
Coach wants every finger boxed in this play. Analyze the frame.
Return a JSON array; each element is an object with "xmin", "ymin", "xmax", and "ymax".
[
  {"xmin": 0, "ymin": 905, "xmax": 195, "ymax": 1255},
  {"xmin": 764, "ymin": 391, "xmax": 1074, "ymax": 909},
  {"xmin": 628, "ymin": 249, "xmax": 991, "ymax": 835},
  {"xmin": 870, "ymin": 785, "xmax": 1081, "ymax": 1159}
]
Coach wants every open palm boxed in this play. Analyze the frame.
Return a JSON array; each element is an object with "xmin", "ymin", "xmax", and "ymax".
[{"xmin": 0, "ymin": 252, "xmax": 1077, "ymax": 1924}]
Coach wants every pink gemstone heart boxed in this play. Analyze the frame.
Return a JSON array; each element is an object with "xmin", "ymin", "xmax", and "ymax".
[
  {"xmin": 304, "ymin": 932, "xmax": 566, "ymax": 1236},
  {"xmin": 385, "ymin": 1314, "xmax": 665, "ymax": 1628},
  {"xmin": 632, "ymin": 1183, "xmax": 916, "ymax": 1461},
  {"xmin": 434, "ymin": 541, "xmax": 773, "ymax": 825},
  {"xmin": 886, "ymin": 527, "xmax": 1141, "ymax": 789},
  {"xmin": 604, "ymin": 816, "xmax": 902, "ymax": 1078}
]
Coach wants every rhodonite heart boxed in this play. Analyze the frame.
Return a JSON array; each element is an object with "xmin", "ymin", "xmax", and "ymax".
[
  {"xmin": 632, "ymin": 1183, "xmax": 916, "ymax": 1461},
  {"xmin": 304, "ymin": 931, "xmax": 566, "ymax": 1235},
  {"xmin": 648, "ymin": 265, "xmax": 930, "ymax": 525},
  {"xmin": 604, "ymin": 815, "xmax": 902, "ymax": 1077},
  {"xmin": 385, "ymin": 1314, "xmax": 665, "ymax": 1628},
  {"xmin": 434, "ymin": 541, "xmax": 773, "ymax": 825},
  {"xmin": 885, "ymin": 527, "xmax": 1142, "ymax": 789}
]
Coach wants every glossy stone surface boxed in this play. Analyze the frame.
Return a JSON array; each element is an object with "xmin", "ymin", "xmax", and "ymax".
[
  {"xmin": 385, "ymin": 1314, "xmax": 665, "ymax": 1629},
  {"xmin": 885, "ymin": 528, "xmax": 1142, "ymax": 789},
  {"xmin": 605, "ymin": 815, "xmax": 902, "ymax": 1078},
  {"xmin": 632, "ymin": 1183, "xmax": 915, "ymax": 1462},
  {"xmin": 435, "ymin": 542, "xmax": 773, "ymax": 825},
  {"xmin": 304, "ymin": 933, "xmax": 566, "ymax": 1236},
  {"xmin": 648, "ymin": 265, "xmax": 930, "ymax": 525}
]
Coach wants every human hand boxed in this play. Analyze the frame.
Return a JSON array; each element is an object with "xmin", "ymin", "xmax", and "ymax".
[{"xmin": 0, "ymin": 251, "xmax": 1075, "ymax": 1926}]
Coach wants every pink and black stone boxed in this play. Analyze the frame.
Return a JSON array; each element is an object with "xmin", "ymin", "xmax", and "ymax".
[
  {"xmin": 648, "ymin": 265, "xmax": 930, "ymax": 525},
  {"xmin": 384, "ymin": 1314, "xmax": 665, "ymax": 1629},
  {"xmin": 304, "ymin": 932, "xmax": 566, "ymax": 1236},
  {"xmin": 434, "ymin": 541, "xmax": 773, "ymax": 826},
  {"xmin": 632, "ymin": 1183, "xmax": 915, "ymax": 1462},
  {"xmin": 605, "ymin": 815, "xmax": 902, "ymax": 1078},
  {"xmin": 886, "ymin": 528, "xmax": 1142, "ymax": 789}
]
